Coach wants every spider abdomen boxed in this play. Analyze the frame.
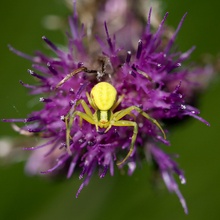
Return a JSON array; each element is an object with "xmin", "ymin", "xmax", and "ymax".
[{"xmin": 91, "ymin": 82, "xmax": 117, "ymax": 110}]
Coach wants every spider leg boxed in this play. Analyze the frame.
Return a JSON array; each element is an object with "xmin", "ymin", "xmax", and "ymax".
[
  {"xmin": 72, "ymin": 111, "xmax": 95, "ymax": 125},
  {"xmin": 110, "ymin": 106, "xmax": 165, "ymax": 165},
  {"xmin": 104, "ymin": 109, "xmax": 135, "ymax": 133},
  {"xmin": 68, "ymin": 99, "xmax": 94, "ymax": 127},
  {"xmin": 65, "ymin": 99, "xmax": 95, "ymax": 155},
  {"xmin": 86, "ymin": 92, "xmax": 97, "ymax": 110},
  {"xmin": 111, "ymin": 120, "xmax": 138, "ymax": 165},
  {"xmin": 65, "ymin": 116, "xmax": 72, "ymax": 155},
  {"xmin": 76, "ymin": 99, "xmax": 94, "ymax": 117},
  {"xmin": 133, "ymin": 106, "xmax": 166, "ymax": 139},
  {"xmin": 111, "ymin": 95, "xmax": 124, "ymax": 111},
  {"xmin": 113, "ymin": 106, "xmax": 166, "ymax": 139}
]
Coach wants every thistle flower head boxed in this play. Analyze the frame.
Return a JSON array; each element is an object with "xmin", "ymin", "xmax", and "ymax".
[{"xmin": 3, "ymin": 2, "xmax": 212, "ymax": 214}]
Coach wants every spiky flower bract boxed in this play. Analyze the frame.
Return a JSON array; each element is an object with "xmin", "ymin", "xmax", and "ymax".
[{"xmin": 3, "ymin": 1, "xmax": 212, "ymax": 214}]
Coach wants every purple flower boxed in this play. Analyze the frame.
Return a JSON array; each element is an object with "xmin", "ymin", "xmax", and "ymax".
[{"xmin": 3, "ymin": 2, "xmax": 212, "ymax": 214}]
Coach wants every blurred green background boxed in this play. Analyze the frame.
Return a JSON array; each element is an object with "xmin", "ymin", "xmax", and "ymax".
[{"xmin": 0, "ymin": 0, "xmax": 219, "ymax": 219}]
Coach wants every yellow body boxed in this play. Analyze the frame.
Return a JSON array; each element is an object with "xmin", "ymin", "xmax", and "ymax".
[
  {"xmin": 64, "ymin": 81, "xmax": 166, "ymax": 165},
  {"xmin": 91, "ymin": 82, "xmax": 117, "ymax": 110}
]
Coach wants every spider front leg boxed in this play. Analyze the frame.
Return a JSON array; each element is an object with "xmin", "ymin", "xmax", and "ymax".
[
  {"xmin": 65, "ymin": 99, "xmax": 95, "ymax": 155},
  {"xmin": 114, "ymin": 106, "xmax": 166, "ymax": 139}
]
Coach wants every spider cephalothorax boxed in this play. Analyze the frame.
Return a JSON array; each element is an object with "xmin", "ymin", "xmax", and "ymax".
[{"xmin": 64, "ymin": 81, "xmax": 166, "ymax": 165}]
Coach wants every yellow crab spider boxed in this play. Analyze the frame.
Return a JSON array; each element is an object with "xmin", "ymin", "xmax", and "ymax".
[{"xmin": 65, "ymin": 82, "xmax": 166, "ymax": 165}]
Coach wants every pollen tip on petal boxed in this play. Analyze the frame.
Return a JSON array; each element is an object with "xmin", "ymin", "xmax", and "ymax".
[
  {"xmin": 180, "ymin": 175, "xmax": 186, "ymax": 184},
  {"xmin": 136, "ymin": 40, "xmax": 143, "ymax": 59},
  {"xmin": 126, "ymin": 51, "xmax": 132, "ymax": 63},
  {"xmin": 39, "ymin": 97, "xmax": 44, "ymax": 102},
  {"xmin": 28, "ymin": 69, "xmax": 33, "ymax": 74}
]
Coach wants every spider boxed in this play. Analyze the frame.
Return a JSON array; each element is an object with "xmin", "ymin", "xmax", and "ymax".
[{"xmin": 56, "ymin": 68, "xmax": 166, "ymax": 165}]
